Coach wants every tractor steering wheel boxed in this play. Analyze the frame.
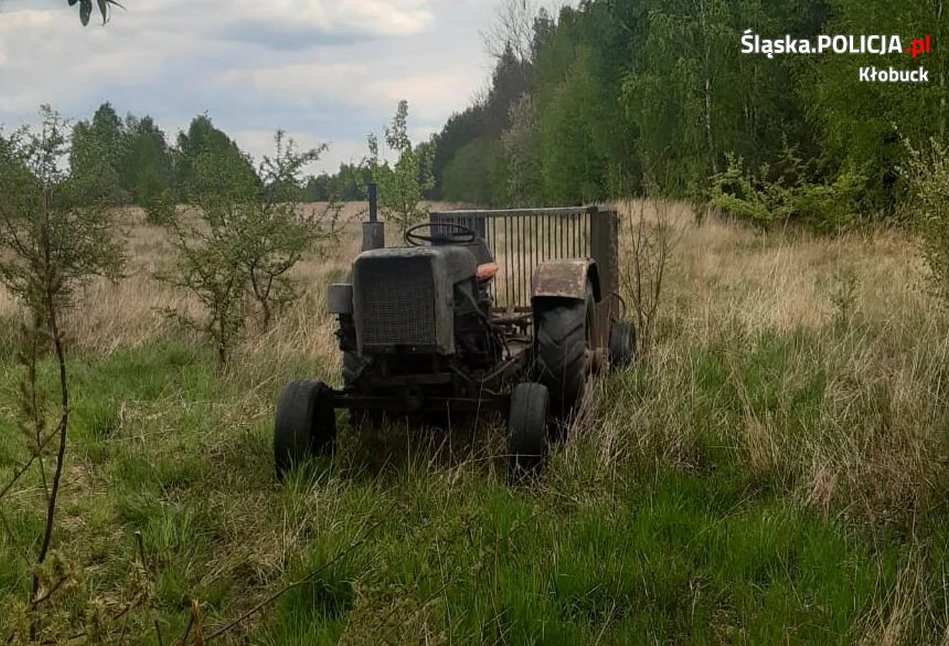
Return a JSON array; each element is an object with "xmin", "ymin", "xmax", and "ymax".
[{"xmin": 404, "ymin": 222, "xmax": 476, "ymax": 247}]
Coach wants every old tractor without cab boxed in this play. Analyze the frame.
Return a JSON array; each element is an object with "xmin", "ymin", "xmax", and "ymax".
[{"xmin": 273, "ymin": 198, "xmax": 635, "ymax": 482}]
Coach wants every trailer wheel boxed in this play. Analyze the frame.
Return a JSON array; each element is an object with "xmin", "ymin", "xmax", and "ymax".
[
  {"xmin": 608, "ymin": 319, "xmax": 635, "ymax": 369},
  {"xmin": 533, "ymin": 281, "xmax": 596, "ymax": 419},
  {"xmin": 274, "ymin": 380, "xmax": 336, "ymax": 480},
  {"xmin": 508, "ymin": 382, "xmax": 550, "ymax": 484}
]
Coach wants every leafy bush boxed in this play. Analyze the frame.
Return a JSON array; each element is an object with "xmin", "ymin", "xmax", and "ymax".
[
  {"xmin": 793, "ymin": 168, "xmax": 866, "ymax": 234},
  {"xmin": 707, "ymin": 149, "xmax": 865, "ymax": 234},
  {"xmin": 158, "ymin": 130, "xmax": 337, "ymax": 366},
  {"xmin": 706, "ymin": 154, "xmax": 776, "ymax": 227},
  {"xmin": 902, "ymin": 138, "xmax": 949, "ymax": 302}
]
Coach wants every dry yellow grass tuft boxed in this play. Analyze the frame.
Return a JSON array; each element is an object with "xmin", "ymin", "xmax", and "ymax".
[{"xmin": 0, "ymin": 200, "xmax": 922, "ymax": 356}]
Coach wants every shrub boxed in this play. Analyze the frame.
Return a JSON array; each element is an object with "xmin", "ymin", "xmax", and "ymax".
[
  {"xmin": 707, "ymin": 149, "xmax": 865, "ymax": 234},
  {"xmin": 0, "ymin": 105, "xmax": 126, "ymax": 641},
  {"xmin": 158, "ymin": 130, "xmax": 337, "ymax": 366},
  {"xmin": 902, "ymin": 138, "xmax": 949, "ymax": 302}
]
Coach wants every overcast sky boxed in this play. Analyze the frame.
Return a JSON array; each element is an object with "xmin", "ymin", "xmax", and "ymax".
[{"xmin": 0, "ymin": 0, "xmax": 506, "ymax": 174}]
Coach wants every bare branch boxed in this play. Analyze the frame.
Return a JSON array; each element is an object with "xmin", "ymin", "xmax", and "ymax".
[
  {"xmin": 620, "ymin": 199, "xmax": 683, "ymax": 356},
  {"xmin": 0, "ymin": 426, "xmax": 61, "ymax": 503},
  {"xmin": 481, "ymin": 0, "xmax": 538, "ymax": 62}
]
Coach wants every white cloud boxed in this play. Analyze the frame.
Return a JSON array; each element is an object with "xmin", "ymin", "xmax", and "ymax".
[
  {"xmin": 227, "ymin": 0, "xmax": 435, "ymax": 36},
  {"xmin": 0, "ymin": 0, "xmax": 437, "ymax": 36},
  {"xmin": 367, "ymin": 72, "xmax": 487, "ymax": 121},
  {"xmin": 0, "ymin": 6, "xmax": 197, "ymax": 112},
  {"xmin": 0, "ymin": 0, "xmax": 501, "ymax": 173},
  {"xmin": 221, "ymin": 61, "xmax": 483, "ymax": 124},
  {"xmin": 218, "ymin": 62, "xmax": 368, "ymax": 97}
]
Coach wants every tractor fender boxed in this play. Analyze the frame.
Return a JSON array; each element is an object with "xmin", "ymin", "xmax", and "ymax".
[{"xmin": 531, "ymin": 259, "xmax": 602, "ymax": 303}]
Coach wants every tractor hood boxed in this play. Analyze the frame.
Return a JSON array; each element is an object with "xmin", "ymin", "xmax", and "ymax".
[
  {"xmin": 351, "ymin": 245, "xmax": 477, "ymax": 355},
  {"xmin": 353, "ymin": 245, "xmax": 477, "ymax": 284}
]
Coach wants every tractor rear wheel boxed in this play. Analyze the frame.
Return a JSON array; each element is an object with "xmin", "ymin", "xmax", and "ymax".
[
  {"xmin": 274, "ymin": 380, "xmax": 336, "ymax": 480},
  {"xmin": 508, "ymin": 382, "xmax": 550, "ymax": 484},
  {"xmin": 533, "ymin": 282, "xmax": 596, "ymax": 421}
]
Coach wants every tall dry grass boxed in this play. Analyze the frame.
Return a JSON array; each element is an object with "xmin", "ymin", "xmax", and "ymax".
[
  {"xmin": 0, "ymin": 201, "xmax": 941, "ymax": 518},
  {"xmin": 573, "ymin": 201, "xmax": 947, "ymax": 524},
  {"xmin": 0, "ymin": 203, "xmax": 461, "ymax": 355},
  {"xmin": 4, "ymin": 197, "xmax": 935, "ymax": 534},
  {"xmin": 3, "ymin": 199, "xmax": 949, "ymax": 642}
]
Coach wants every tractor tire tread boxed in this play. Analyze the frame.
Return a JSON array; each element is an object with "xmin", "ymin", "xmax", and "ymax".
[
  {"xmin": 508, "ymin": 382, "xmax": 549, "ymax": 482},
  {"xmin": 273, "ymin": 379, "xmax": 336, "ymax": 480},
  {"xmin": 533, "ymin": 289, "xmax": 593, "ymax": 416}
]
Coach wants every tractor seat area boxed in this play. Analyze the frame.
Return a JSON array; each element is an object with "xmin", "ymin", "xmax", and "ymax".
[{"xmin": 477, "ymin": 262, "xmax": 499, "ymax": 281}]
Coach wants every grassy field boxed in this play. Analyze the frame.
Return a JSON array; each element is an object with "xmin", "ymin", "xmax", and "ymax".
[{"xmin": 2, "ymin": 201, "xmax": 949, "ymax": 644}]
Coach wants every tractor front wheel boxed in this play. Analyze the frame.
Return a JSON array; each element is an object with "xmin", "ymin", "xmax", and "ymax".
[
  {"xmin": 274, "ymin": 380, "xmax": 337, "ymax": 480},
  {"xmin": 508, "ymin": 383, "xmax": 550, "ymax": 484}
]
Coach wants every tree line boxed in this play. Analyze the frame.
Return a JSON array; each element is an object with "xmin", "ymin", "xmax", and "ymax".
[
  {"xmin": 65, "ymin": 102, "xmax": 385, "ymax": 214},
  {"xmin": 48, "ymin": 0, "xmax": 949, "ymax": 231},
  {"xmin": 422, "ymin": 0, "xmax": 947, "ymax": 230}
]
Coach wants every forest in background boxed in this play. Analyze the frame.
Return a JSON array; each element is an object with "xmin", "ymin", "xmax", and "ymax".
[
  {"xmin": 41, "ymin": 0, "xmax": 949, "ymax": 231},
  {"xmin": 429, "ymin": 0, "xmax": 948, "ymax": 229},
  {"xmin": 58, "ymin": 103, "xmax": 367, "ymax": 210}
]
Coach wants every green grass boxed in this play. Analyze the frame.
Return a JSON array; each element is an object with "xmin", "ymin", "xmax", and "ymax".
[
  {"xmin": 3, "ymin": 321, "xmax": 948, "ymax": 644},
  {"xmin": 252, "ymin": 467, "xmax": 899, "ymax": 645}
]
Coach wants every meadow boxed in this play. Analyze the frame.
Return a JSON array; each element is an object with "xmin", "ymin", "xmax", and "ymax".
[{"xmin": 1, "ymin": 201, "xmax": 948, "ymax": 644}]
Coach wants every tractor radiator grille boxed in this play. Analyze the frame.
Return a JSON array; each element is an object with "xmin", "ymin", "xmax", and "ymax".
[{"xmin": 358, "ymin": 258, "xmax": 436, "ymax": 348}]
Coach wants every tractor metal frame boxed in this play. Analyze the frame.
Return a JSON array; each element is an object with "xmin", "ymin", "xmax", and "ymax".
[
  {"xmin": 430, "ymin": 206, "xmax": 621, "ymax": 348},
  {"xmin": 326, "ymin": 204, "xmax": 621, "ymax": 416}
]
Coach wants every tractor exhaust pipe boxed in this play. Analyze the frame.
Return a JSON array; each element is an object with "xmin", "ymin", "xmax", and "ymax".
[
  {"xmin": 362, "ymin": 182, "xmax": 385, "ymax": 251},
  {"xmin": 369, "ymin": 182, "xmax": 378, "ymax": 222}
]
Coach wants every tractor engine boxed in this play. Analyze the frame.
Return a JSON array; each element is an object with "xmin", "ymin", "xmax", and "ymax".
[
  {"xmin": 327, "ymin": 244, "xmax": 503, "ymax": 381},
  {"xmin": 452, "ymin": 274, "xmax": 503, "ymax": 369}
]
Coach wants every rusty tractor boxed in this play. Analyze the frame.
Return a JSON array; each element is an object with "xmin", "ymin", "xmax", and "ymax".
[{"xmin": 274, "ymin": 198, "xmax": 635, "ymax": 482}]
